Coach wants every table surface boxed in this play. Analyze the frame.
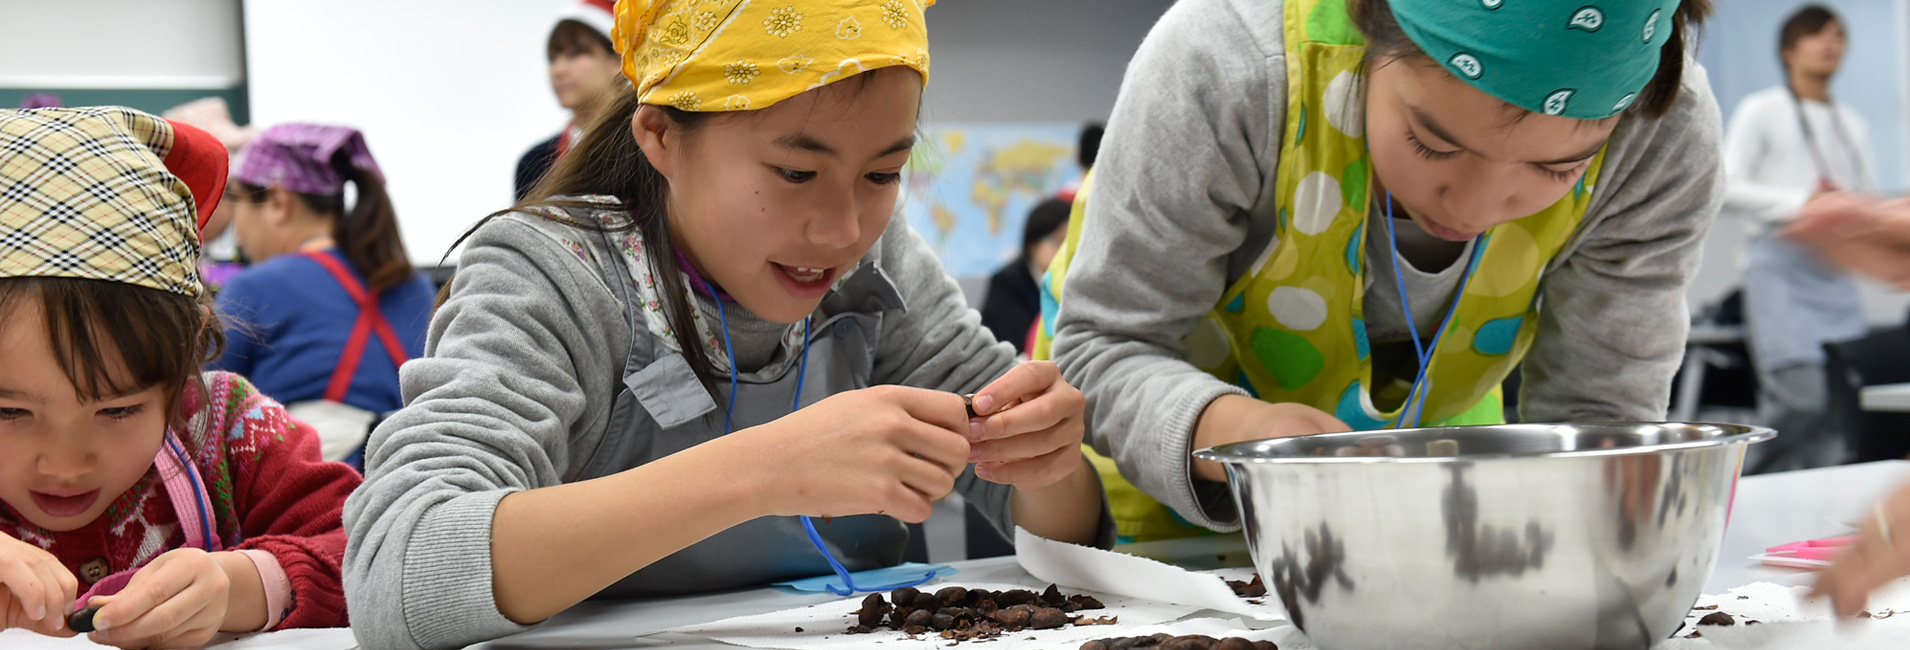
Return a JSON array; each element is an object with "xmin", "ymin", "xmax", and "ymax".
[
  {"xmin": 1862, "ymin": 382, "xmax": 1910, "ymax": 412},
  {"xmin": 462, "ymin": 460, "xmax": 1910, "ymax": 650}
]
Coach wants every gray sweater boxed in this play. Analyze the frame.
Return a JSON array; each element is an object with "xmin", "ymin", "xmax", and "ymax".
[
  {"xmin": 342, "ymin": 208, "xmax": 1070, "ymax": 650},
  {"xmin": 1051, "ymin": 0, "xmax": 1724, "ymax": 531}
]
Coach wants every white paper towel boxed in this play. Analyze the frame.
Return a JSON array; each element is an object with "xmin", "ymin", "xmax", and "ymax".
[
  {"xmin": 0, "ymin": 627, "xmax": 358, "ymax": 650},
  {"xmin": 1650, "ymin": 578, "xmax": 1910, "ymax": 649},
  {"xmin": 674, "ymin": 581, "xmax": 1203, "ymax": 650},
  {"xmin": 1014, "ymin": 527, "xmax": 1285, "ymax": 621}
]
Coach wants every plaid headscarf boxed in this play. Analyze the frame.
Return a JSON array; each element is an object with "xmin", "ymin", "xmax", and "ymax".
[
  {"xmin": 0, "ymin": 107, "xmax": 209, "ymax": 298},
  {"xmin": 233, "ymin": 123, "xmax": 383, "ymax": 196},
  {"xmin": 615, "ymin": 0, "xmax": 934, "ymax": 113}
]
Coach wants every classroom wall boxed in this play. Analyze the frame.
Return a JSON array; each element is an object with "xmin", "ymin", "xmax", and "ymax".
[
  {"xmin": 243, "ymin": 0, "xmax": 578, "ymax": 265},
  {"xmin": 242, "ymin": 0, "xmax": 1171, "ymax": 266},
  {"xmin": 1688, "ymin": 0, "xmax": 1910, "ymax": 325},
  {"xmin": 922, "ymin": 0, "xmax": 1172, "ymax": 306},
  {"xmin": 918, "ymin": 0, "xmax": 1172, "ymax": 125},
  {"xmin": 0, "ymin": 0, "xmax": 248, "ymax": 120}
]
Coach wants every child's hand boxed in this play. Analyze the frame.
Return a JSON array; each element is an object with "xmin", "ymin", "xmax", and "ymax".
[
  {"xmin": 747, "ymin": 385, "xmax": 972, "ymax": 524},
  {"xmin": 966, "ymin": 361, "xmax": 1087, "ymax": 490},
  {"xmin": 0, "ymin": 530, "xmax": 77, "ymax": 635},
  {"xmin": 1191, "ymin": 396, "xmax": 1352, "ymax": 482},
  {"xmin": 83, "ymin": 548, "xmax": 232, "ymax": 649}
]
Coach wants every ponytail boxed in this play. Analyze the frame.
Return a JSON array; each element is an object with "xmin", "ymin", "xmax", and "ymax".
[
  {"xmin": 330, "ymin": 151, "xmax": 414, "ymax": 293},
  {"xmin": 230, "ymin": 153, "xmax": 415, "ymax": 294}
]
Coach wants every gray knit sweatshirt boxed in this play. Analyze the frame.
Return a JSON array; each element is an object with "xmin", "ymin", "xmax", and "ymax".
[
  {"xmin": 341, "ymin": 209, "xmax": 1109, "ymax": 650},
  {"xmin": 1051, "ymin": 0, "xmax": 1724, "ymax": 531}
]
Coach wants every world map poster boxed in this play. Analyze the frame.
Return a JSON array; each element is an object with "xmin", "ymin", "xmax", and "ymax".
[{"xmin": 903, "ymin": 123, "xmax": 1086, "ymax": 278}]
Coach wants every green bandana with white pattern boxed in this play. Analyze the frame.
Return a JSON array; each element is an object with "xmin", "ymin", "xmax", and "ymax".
[{"xmin": 1390, "ymin": 0, "xmax": 1679, "ymax": 119}]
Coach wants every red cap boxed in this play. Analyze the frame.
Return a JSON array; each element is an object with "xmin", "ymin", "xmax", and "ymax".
[
  {"xmin": 162, "ymin": 119, "xmax": 229, "ymax": 239},
  {"xmin": 561, "ymin": 0, "xmax": 615, "ymax": 39}
]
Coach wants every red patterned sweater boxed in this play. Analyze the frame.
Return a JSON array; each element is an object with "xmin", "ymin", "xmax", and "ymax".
[{"xmin": 0, "ymin": 371, "xmax": 359, "ymax": 629}]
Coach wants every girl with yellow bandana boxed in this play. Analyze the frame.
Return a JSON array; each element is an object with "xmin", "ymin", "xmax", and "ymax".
[
  {"xmin": 345, "ymin": 2, "xmax": 1111, "ymax": 648},
  {"xmin": 1039, "ymin": 0, "xmax": 1723, "ymax": 543}
]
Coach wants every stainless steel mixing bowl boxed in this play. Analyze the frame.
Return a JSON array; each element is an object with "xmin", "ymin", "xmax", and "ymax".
[{"xmin": 1192, "ymin": 422, "xmax": 1773, "ymax": 650}]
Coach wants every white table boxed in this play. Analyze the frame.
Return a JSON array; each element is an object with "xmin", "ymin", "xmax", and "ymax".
[
  {"xmin": 1705, "ymin": 460, "xmax": 1910, "ymax": 593},
  {"xmin": 461, "ymin": 461, "xmax": 1910, "ymax": 649},
  {"xmin": 1861, "ymin": 382, "xmax": 1910, "ymax": 412}
]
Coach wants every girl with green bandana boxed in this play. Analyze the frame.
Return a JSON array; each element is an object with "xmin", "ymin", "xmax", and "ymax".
[{"xmin": 1038, "ymin": 0, "xmax": 1721, "ymax": 542}]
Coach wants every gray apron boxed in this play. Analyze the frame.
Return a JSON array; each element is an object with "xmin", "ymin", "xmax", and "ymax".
[
  {"xmin": 571, "ymin": 226, "xmax": 916, "ymax": 597},
  {"xmin": 1742, "ymin": 233, "xmax": 1866, "ymax": 372}
]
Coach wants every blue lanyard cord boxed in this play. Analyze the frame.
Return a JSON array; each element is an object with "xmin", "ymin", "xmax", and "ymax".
[
  {"xmin": 712, "ymin": 299, "xmax": 933, "ymax": 596},
  {"xmin": 1381, "ymin": 193, "xmax": 1481, "ymax": 428}
]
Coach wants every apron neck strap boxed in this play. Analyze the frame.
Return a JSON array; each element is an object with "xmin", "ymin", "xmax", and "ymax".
[
  {"xmin": 154, "ymin": 431, "xmax": 219, "ymax": 553},
  {"xmin": 75, "ymin": 431, "xmax": 220, "ymax": 608}
]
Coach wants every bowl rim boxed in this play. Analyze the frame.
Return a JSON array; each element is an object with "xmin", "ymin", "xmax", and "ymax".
[{"xmin": 1191, "ymin": 421, "xmax": 1777, "ymax": 465}]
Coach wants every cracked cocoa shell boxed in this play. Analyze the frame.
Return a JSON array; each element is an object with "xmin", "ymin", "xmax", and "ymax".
[{"xmin": 857, "ymin": 594, "xmax": 891, "ymax": 627}]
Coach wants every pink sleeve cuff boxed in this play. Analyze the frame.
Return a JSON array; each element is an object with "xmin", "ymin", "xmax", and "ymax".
[{"xmin": 235, "ymin": 549, "xmax": 292, "ymax": 631}]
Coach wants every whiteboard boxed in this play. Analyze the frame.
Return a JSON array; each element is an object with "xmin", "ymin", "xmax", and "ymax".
[{"xmin": 243, "ymin": 0, "xmax": 576, "ymax": 265}]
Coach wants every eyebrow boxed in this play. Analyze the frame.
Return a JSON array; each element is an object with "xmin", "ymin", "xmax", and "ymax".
[
  {"xmin": 0, "ymin": 384, "xmax": 150, "ymax": 404},
  {"xmin": 774, "ymin": 134, "xmax": 918, "ymax": 161},
  {"xmin": 1409, "ymin": 106, "xmax": 1603, "ymax": 166},
  {"xmin": 0, "ymin": 387, "xmax": 42, "ymax": 402}
]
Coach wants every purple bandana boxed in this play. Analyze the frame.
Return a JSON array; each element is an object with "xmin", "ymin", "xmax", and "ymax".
[{"xmin": 233, "ymin": 123, "xmax": 383, "ymax": 195}]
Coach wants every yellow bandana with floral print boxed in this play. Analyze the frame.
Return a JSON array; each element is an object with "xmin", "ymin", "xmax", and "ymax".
[{"xmin": 614, "ymin": 0, "xmax": 934, "ymax": 112}]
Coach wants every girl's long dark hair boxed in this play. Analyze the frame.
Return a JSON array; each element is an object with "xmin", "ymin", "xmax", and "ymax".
[{"xmin": 450, "ymin": 88, "xmax": 724, "ymax": 387}]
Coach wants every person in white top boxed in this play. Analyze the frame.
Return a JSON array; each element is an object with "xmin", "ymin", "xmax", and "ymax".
[{"xmin": 1722, "ymin": 4, "xmax": 1876, "ymax": 473}]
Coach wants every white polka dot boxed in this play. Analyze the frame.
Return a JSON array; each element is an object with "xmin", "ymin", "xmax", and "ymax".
[
  {"xmin": 1186, "ymin": 317, "xmax": 1231, "ymax": 370},
  {"xmin": 1293, "ymin": 172, "xmax": 1342, "ymax": 235},
  {"xmin": 1352, "ymin": 385, "xmax": 1382, "ymax": 420},
  {"xmin": 1322, "ymin": 72, "xmax": 1365, "ymax": 138},
  {"xmin": 1267, "ymin": 286, "xmax": 1328, "ymax": 331}
]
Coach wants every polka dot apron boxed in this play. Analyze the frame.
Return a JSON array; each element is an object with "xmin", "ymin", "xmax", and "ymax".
[{"xmin": 1035, "ymin": 0, "xmax": 1609, "ymax": 542}]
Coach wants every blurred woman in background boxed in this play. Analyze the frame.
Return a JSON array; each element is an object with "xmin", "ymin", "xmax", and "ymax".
[
  {"xmin": 982, "ymin": 197, "xmax": 1071, "ymax": 356},
  {"xmin": 215, "ymin": 124, "xmax": 435, "ymax": 467},
  {"xmin": 514, "ymin": 0, "xmax": 626, "ymax": 200}
]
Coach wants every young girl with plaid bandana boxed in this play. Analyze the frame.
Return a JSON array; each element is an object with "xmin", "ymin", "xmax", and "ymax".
[{"xmin": 0, "ymin": 107, "xmax": 358, "ymax": 647}]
